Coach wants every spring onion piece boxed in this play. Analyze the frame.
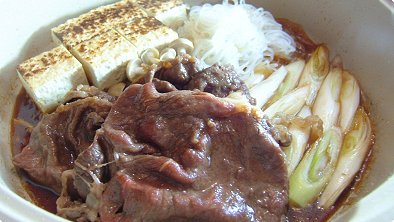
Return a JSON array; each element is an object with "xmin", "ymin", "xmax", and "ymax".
[
  {"xmin": 289, "ymin": 127, "xmax": 343, "ymax": 207},
  {"xmin": 265, "ymin": 59, "xmax": 306, "ymax": 108},
  {"xmin": 339, "ymin": 71, "xmax": 360, "ymax": 133},
  {"xmin": 244, "ymin": 73, "xmax": 265, "ymax": 89},
  {"xmin": 318, "ymin": 108, "xmax": 372, "ymax": 208},
  {"xmin": 282, "ymin": 115, "xmax": 322, "ymax": 175},
  {"xmin": 298, "ymin": 45, "xmax": 330, "ymax": 105},
  {"xmin": 246, "ymin": 62, "xmax": 277, "ymax": 90},
  {"xmin": 264, "ymin": 86, "xmax": 309, "ymax": 119},
  {"xmin": 254, "ymin": 62, "xmax": 274, "ymax": 78},
  {"xmin": 297, "ymin": 105, "xmax": 312, "ymax": 118},
  {"xmin": 250, "ymin": 66, "xmax": 287, "ymax": 108},
  {"xmin": 312, "ymin": 56, "xmax": 343, "ymax": 131},
  {"xmin": 283, "ymin": 118, "xmax": 311, "ymax": 175}
]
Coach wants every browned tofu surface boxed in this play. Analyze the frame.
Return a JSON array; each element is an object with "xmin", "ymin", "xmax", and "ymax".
[
  {"xmin": 52, "ymin": 1, "xmax": 147, "ymax": 49},
  {"xmin": 133, "ymin": 0, "xmax": 183, "ymax": 16},
  {"xmin": 114, "ymin": 15, "xmax": 178, "ymax": 53}
]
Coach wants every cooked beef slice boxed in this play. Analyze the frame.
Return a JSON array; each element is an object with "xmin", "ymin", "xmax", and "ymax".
[
  {"xmin": 186, "ymin": 64, "xmax": 255, "ymax": 104},
  {"xmin": 152, "ymin": 78, "xmax": 177, "ymax": 93},
  {"xmin": 13, "ymin": 97, "xmax": 112, "ymax": 193},
  {"xmin": 153, "ymin": 55, "xmax": 200, "ymax": 89},
  {"xmin": 153, "ymin": 56, "xmax": 255, "ymax": 104},
  {"xmin": 82, "ymin": 83, "xmax": 288, "ymax": 221},
  {"xmin": 64, "ymin": 85, "xmax": 117, "ymax": 104},
  {"xmin": 72, "ymin": 132, "xmax": 108, "ymax": 199}
]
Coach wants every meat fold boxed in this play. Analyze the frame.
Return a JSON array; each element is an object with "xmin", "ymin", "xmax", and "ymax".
[
  {"xmin": 153, "ymin": 55, "xmax": 200, "ymax": 89},
  {"xmin": 75, "ymin": 83, "xmax": 288, "ymax": 221},
  {"xmin": 186, "ymin": 64, "xmax": 255, "ymax": 104},
  {"xmin": 153, "ymin": 55, "xmax": 255, "ymax": 104},
  {"xmin": 13, "ymin": 96, "xmax": 112, "ymax": 193},
  {"xmin": 64, "ymin": 84, "xmax": 117, "ymax": 103}
]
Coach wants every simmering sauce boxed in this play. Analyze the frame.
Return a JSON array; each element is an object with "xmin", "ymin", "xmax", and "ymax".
[
  {"xmin": 10, "ymin": 18, "xmax": 374, "ymax": 221},
  {"xmin": 11, "ymin": 89, "xmax": 58, "ymax": 214}
]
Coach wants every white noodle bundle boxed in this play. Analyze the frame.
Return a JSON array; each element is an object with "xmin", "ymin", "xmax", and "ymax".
[{"xmin": 178, "ymin": 2, "xmax": 295, "ymax": 78}]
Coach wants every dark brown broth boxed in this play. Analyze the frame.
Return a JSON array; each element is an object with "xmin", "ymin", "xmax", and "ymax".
[{"xmin": 11, "ymin": 89, "xmax": 58, "ymax": 214}]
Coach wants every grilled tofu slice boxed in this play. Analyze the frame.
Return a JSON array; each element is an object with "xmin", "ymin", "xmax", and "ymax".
[
  {"xmin": 51, "ymin": 1, "xmax": 147, "ymax": 49},
  {"xmin": 133, "ymin": 0, "xmax": 188, "ymax": 29},
  {"xmin": 70, "ymin": 29, "xmax": 138, "ymax": 90},
  {"xmin": 114, "ymin": 15, "xmax": 178, "ymax": 54},
  {"xmin": 17, "ymin": 45, "xmax": 88, "ymax": 113},
  {"xmin": 132, "ymin": 0, "xmax": 183, "ymax": 17}
]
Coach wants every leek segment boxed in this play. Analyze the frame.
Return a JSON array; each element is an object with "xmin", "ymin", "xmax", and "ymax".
[
  {"xmin": 339, "ymin": 71, "xmax": 360, "ymax": 133},
  {"xmin": 283, "ymin": 120, "xmax": 310, "ymax": 175},
  {"xmin": 289, "ymin": 127, "xmax": 343, "ymax": 207},
  {"xmin": 250, "ymin": 66, "xmax": 288, "ymax": 108},
  {"xmin": 319, "ymin": 108, "xmax": 372, "ymax": 208},
  {"xmin": 298, "ymin": 45, "xmax": 330, "ymax": 106},
  {"xmin": 265, "ymin": 59, "xmax": 305, "ymax": 108},
  {"xmin": 264, "ymin": 86, "xmax": 309, "ymax": 119},
  {"xmin": 312, "ymin": 57, "xmax": 343, "ymax": 131},
  {"xmin": 297, "ymin": 105, "xmax": 312, "ymax": 118}
]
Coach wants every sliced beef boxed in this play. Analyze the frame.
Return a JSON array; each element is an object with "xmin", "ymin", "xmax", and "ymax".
[
  {"xmin": 153, "ymin": 56, "xmax": 255, "ymax": 104},
  {"xmin": 77, "ymin": 83, "xmax": 288, "ymax": 221},
  {"xmin": 153, "ymin": 55, "xmax": 200, "ymax": 89},
  {"xmin": 152, "ymin": 78, "xmax": 177, "ymax": 93},
  {"xmin": 186, "ymin": 64, "xmax": 255, "ymax": 104},
  {"xmin": 72, "ymin": 132, "xmax": 108, "ymax": 199},
  {"xmin": 64, "ymin": 85, "xmax": 117, "ymax": 104},
  {"xmin": 13, "ymin": 97, "xmax": 112, "ymax": 193}
]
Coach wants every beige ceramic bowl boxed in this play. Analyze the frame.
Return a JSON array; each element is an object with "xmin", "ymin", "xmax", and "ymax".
[{"xmin": 0, "ymin": 0, "xmax": 393, "ymax": 221}]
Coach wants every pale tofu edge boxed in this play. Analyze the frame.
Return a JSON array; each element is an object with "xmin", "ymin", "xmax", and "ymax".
[
  {"xmin": 70, "ymin": 30, "xmax": 138, "ymax": 90},
  {"xmin": 133, "ymin": 26, "xmax": 179, "ymax": 53},
  {"xmin": 114, "ymin": 16, "xmax": 179, "ymax": 55},
  {"xmin": 50, "ymin": 1, "xmax": 147, "ymax": 49},
  {"xmin": 155, "ymin": 5, "xmax": 188, "ymax": 29},
  {"xmin": 17, "ymin": 53, "xmax": 87, "ymax": 113},
  {"xmin": 134, "ymin": 0, "xmax": 183, "ymax": 17}
]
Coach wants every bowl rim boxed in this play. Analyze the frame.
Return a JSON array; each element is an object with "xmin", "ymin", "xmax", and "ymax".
[{"xmin": 0, "ymin": 0, "xmax": 393, "ymax": 221}]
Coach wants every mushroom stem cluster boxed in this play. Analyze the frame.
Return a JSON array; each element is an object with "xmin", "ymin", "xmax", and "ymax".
[{"xmin": 126, "ymin": 38, "xmax": 194, "ymax": 83}]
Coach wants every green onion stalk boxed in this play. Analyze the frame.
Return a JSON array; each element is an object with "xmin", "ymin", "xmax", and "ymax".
[
  {"xmin": 339, "ymin": 71, "xmax": 360, "ymax": 133},
  {"xmin": 289, "ymin": 127, "xmax": 343, "ymax": 208},
  {"xmin": 298, "ymin": 45, "xmax": 330, "ymax": 106},
  {"xmin": 264, "ymin": 86, "xmax": 309, "ymax": 119},
  {"xmin": 318, "ymin": 107, "xmax": 372, "ymax": 208},
  {"xmin": 250, "ymin": 66, "xmax": 287, "ymax": 108},
  {"xmin": 312, "ymin": 56, "xmax": 343, "ymax": 131},
  {"xmin": 264, "ymin": 59, "xmax": 305, "ymax": 108},
  {"xmin": 283, "ymin": 118, "xmax": 310, "ymax": 175}
]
